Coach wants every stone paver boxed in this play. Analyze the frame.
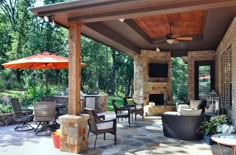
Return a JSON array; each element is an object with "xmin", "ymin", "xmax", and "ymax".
[{"xmin": 0, "ymin": 113, "xmax": 232, "ymax": 155}]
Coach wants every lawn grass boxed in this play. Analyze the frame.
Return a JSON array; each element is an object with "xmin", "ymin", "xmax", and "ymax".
[
  {"xmin": 0, "ymin": 90, "xmax": 25, "ymax": 98},
  {"xmin": 106, "ymin": 96, "xmax": 124, "ymax": 111}
]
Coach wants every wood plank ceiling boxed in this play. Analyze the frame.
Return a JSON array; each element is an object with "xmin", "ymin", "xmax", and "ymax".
[{"xmin": 133, "ymin": 10, "xmax": 205, "ymax": 39}]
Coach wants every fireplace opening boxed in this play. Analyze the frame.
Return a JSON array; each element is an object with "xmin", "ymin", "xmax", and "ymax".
[{"xmin": 149, "ymin": 94, "xmax": 165, "ymax": 105}]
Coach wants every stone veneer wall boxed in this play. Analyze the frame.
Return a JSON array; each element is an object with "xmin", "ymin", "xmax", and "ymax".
[
  {"xmin": 133, "ymin": 50, "xmax": 171, "ymax": 105},
  {"xmin": 60, "ymin": 114, "xmax": 89, "ymax": 153},
  {"xmin": 216, "ymin": 17, "xmax": 236, "ymax": 125},
  {"xmin": 187, "ymin": 51, "xmax": 215, "ymax": 99}
]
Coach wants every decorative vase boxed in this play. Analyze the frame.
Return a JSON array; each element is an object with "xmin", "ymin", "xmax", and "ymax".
[{"xmin": 203, "ymin": 135, "xmax": 214, "ymax": 145}]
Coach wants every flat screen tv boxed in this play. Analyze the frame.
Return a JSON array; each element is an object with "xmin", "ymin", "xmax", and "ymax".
[{"xmin": 148, "ymin": 63, "xmax": 168, "ymax": 78}]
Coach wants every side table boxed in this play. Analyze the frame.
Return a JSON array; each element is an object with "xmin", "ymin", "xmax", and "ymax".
[{"xmin": 211, "ymin": 134, "xmax": 236, "ymax": 155}]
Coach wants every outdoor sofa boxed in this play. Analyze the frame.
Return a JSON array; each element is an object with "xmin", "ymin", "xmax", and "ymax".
[
  {"xmin": 161, "ymin": 100, "xmax": 205, "ymax": 141},
  {"xmin": 162, "ymin": 112, "xmax": 204, "ymax": 140}
]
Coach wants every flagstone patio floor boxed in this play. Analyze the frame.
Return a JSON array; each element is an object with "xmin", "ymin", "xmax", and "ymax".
[{"xmin": 0, "ymin": 112, "xmax": 232, "ymax": 155}]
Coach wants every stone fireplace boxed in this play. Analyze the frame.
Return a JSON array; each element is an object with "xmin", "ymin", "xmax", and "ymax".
[
  {"xmin": 133, "ymin": 50, "xmax": 175, "ymax": 115},
  {"xmin": 133, "ymin": 50, "xmax": 171, "ymax": 105},
  {"xmin": 149, "ymin": 94, "xmax": 165, "ymax": 105}
]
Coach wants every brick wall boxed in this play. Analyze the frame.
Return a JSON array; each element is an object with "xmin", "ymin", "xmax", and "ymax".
[
  {"xmin": 216, "ymin": 17, "xmax": 236, "ymax": 125},
  {"xmin": 133, "ymin": 50, "xmax": 171, "ymax": 105},
  {"xmin": 187, "ymin": 51, "xmax": 215, "ymax": 99}
]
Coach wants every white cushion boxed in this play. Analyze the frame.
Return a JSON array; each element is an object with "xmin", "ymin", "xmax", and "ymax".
[
  {"xmin": 179, "ymin": 109, "xmax": 202, "ymax": 116},
  {"xmin": 190, "ymin": 100, "xmax": 202, "ymax": 109},
  {"xmin": 97, "ymin": 122, "xmax": 113, "ymax": 130},
  {"xmin": 164, "ymin": 111, "xmax": 178, "ymax": 115},
  {"xmin": 117, "ymin": 110, "xmax": 129, "ymax": 116},
  {"xmin": 177, "ymin": 104, "xmax": 190, "ymax": 112}
]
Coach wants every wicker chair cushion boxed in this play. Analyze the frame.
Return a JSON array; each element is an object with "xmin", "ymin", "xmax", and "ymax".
[
  {"xmin": 126, "ymin": 99, "xmax": 135, "ymax": 105},
  {"xmin": 97, "ymin": 122, "xmax": 113, "ymax": 130},
  {"xmin": 117, "ymin": 110, "xmax": 129, "ymax": 116}
]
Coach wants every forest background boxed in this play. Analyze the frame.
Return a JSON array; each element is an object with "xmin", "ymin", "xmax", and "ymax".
[{"xmin": 0, "ymin": 0, "xmax": 188, "ymax": 112}]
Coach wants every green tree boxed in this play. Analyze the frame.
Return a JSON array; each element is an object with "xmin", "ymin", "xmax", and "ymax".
[{"xmin": 171, "ymin": 57, "xmax": 188, "ymax": 103}]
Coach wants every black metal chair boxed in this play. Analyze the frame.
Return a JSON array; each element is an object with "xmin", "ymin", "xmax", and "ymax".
[
  {"xmin": 84, "ymin": 108, "xmax": 117, "ymax": 149},
  {"xmin": 112, "ymin": 100, "xmax": 131, "ymax": 127},
  {"xmin": 123, "ymin": 97, "xmax": 144, "ymax": 121},
  {"xmin": 10, "ymin": 98, "xmax": 34, "ymax": 131}
]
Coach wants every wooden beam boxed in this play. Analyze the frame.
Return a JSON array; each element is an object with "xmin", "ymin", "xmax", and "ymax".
[
  {"xmin": 67, "ymin": 0, "xmax": 236, "ymax": 23},
  {"xmin": 68, "ymin": 22, "xmax": 81, "ymax": 115},
  {"xmin": 85, "ymin": 22, "xmax": 140, "ymax": 54},
  {"xmin": 124, "ymin": 19, "xmax": 152, "ymax": 44}
]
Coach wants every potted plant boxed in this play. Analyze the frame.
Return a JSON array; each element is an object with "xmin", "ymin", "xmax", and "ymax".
[{"xmin": 198, "ymin": 114, "xmax": 228, "ymax": 144}]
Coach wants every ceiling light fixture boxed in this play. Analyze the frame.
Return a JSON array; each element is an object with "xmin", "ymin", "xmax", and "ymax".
[
  {"xmin": 166, "ymin": 39, "xmax": 175, "ymax": 44},
  {"xmin": 119, "ymin": 18, "xmax": 125, "ymax": 22}
]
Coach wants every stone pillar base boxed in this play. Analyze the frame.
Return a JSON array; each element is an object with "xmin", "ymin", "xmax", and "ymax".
[{"xmin": 59, "ymin": 114, "xmax": 89, "ymax": 154}]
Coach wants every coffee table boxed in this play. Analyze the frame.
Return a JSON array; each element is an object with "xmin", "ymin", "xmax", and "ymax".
[{"xmin": 211, "ymin": 134, "xmax": 236, "ymax": 155}]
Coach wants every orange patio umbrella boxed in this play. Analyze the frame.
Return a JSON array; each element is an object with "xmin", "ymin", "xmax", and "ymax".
[
  {"xmin": 2, "ymin": 51, "xmax": 86, "ymax": 69},
  {"xmin": 2, "ymin": 51, "xmax": 86, "ymax": 92}
]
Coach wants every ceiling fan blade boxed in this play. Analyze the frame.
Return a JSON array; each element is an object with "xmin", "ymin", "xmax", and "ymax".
[
  {"xmin": 175, "ymin": 37, "xmax": 193, "ymax": 41},
  {"xmin": 152, "ymin": 37, "xmax": 167, "ymax": 44}
]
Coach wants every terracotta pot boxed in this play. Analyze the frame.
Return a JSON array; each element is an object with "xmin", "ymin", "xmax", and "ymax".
[{"xmin": 52, "ymin": 132, "xmax": 60, "ymax": 148}]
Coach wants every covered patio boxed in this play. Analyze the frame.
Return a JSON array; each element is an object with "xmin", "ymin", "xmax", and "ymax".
[
  {"xmin": 12, "ymin": 0, "xmax": 236, "ymax": 154},
  {"xmin": 30, "ymin": 0, "xmax": 236, "ymax": 119}
]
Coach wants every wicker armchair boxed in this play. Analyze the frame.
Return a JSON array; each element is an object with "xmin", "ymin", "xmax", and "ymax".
[
  {"xmin": 84, "ymin": 108, "xmax": 117, "ymax": 148},
  {"xmin": 112, "ymin": 100, "xmax": 131, "ymax": 127},
  {"xmin": 123, "ymin": 97, "xmax": 144, "ymax": 121},
  {"xmin": 10, "ymin": 98, "xmax": 34, "ymax": 131}
]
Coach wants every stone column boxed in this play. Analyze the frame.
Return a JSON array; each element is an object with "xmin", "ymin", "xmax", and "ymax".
[
  {"xmin": 59, "ymin": 22, "xmax": 89, "ymax": 154},
  {"xmin": 133, "ymin": 56, "xmax": 144, "ymax": 104},
  {"xmin": 60, "ymin": 114, "xmax": 89, "ymax": 153}
]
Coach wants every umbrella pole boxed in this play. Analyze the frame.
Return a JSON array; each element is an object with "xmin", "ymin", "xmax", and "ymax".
[{"xmin": 45, "ymin": 69, "xmax": 48, "ymax": 94}]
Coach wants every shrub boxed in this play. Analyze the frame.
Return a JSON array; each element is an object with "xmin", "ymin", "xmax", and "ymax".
[{"xmin": 199, "ymin": 114, "xmax": 228, "ymax": 135}]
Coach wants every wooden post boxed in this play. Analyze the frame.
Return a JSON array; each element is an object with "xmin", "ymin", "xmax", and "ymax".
[{"xmin": 68, "ymin": 22, "xmax": 81, "ymax": 115}]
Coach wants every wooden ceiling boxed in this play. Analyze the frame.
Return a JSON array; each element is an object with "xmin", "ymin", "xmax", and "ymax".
[{"xmin": 134, "ymin": 10, "xmax": 205, "ymax": 39}]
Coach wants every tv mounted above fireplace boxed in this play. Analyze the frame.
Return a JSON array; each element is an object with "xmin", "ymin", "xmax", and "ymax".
[{"xmin": 148, "ymin": 63, "xmax": 168, "ymax": 78}]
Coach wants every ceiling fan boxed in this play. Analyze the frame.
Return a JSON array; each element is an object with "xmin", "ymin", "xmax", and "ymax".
[{"xmin": 155, "ymin": 23, "xmax": 193, "ymax": 44}]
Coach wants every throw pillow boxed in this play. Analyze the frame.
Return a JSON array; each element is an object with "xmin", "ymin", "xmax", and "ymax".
[
  {"xmin": 190, "ymin": 100, "xmax": 202, "ymax": 109},
  {"xmin": 177, "ymin": 104, "xmax": 190, "ymax": 112},
  {"xmin": 179, "ymin": 109, "xmax": 202, "ymax": 116}
]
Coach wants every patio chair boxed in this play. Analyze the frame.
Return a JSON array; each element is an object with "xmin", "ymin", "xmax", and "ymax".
[
  {"xmin": 33, "ymin": 101, "xmax": 57, "ymax": 135},
  {"xmin": 84, "ymin": 108, "xmax": 117, "ymax": 149},
  {"xmin": 123, "ymin": 97, "xmax": 144, "ymax": 121},
  {"xmin": 10, "ymin": 98, "xmax": 34, "ymax": 131},
  {"xmin": 112, "ymin": 100, "xmax": 131, "ymax": 127}
]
